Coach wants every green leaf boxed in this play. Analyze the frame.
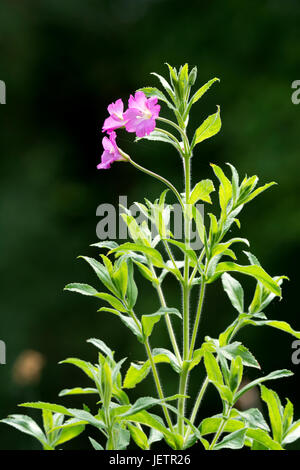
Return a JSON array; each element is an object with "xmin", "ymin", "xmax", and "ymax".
[
  {"xmin": 127, "ymin": 423, "xmax": 149, "ymax": 450},
  {"xmin": 151, "ymin": 72, "xmax": 176, "ymax": 102},
  {"xmin": 189, "ymin": 179, "xmax": 215, "ymax": 205},
  {"xmin": 210, "ymin": 163, "xmax": 232, "ymax": 212},
  {"xmin": 260, "ymin": 385, "xmax": 283, "ymax": 443},
  {"xmin": 67, "ymin": 409, "xmax": 106, "ymax": 430},
  {"xmin": 125, "ymin": 410, "xmax": 174, "ymax": 442},
  {"xmin": 256, "ymin": 320, "xmax": 300, "ymax": 339},
  {"xmin": 55, "ymin": 421, "xmax": 85, "ymax": 446},
  {"xmin": 283, "ymin": 420, "xmax": 300, "ymax": 445},
  {"xmin": 96, "ymin": 293, "xmax": 127, "ymax": 312},
  {"xmin": 89, "ymin": 437, "xmax": 104, "ymax": 450},
  {"xmin": 123, "ymin": 362, "xmax": 151, "ymax": 389},
  {"xmin": 19, "ymin": 402, "xmax": 72, "ymax": 416},
  {"xmin": 209, "ymin": 262, "xmax": 282, "ymax": 297},
  {"xmin": 136, "ymin": 130, "xmax": 179, "ymax": 150},
  {"xmin": 59, "ymin": 358, "xmax": 95, "ymax": 380},
  {"xmin": 214, "ymin": 428, "xmax": 246, "ymax": 450},
  {"xmin": 164, "ymin": 239, "xmax": 198, "ymax": 267},
  {"xmin": 112, "ymin": 260, "xmax": 128, "ymax": 300},
  {"xmin": 64, "ymin": 283, "xmax": 98, "ymax": 296},
  {"xmin": 141, "ymin": 307, "xmax": 181, "ymax": 339},
  {"xmin": 238, "ymin": 182, "xmax": 277, "ymax": 205},
  {"xmin": 220, "ymin": 342, "xmax": 260, "ymax": 369},
  {"xmin": 139, "ymin": 87, "xmax": 175, "ymax": 110},
  {"xmin": 126, "ymin": 259, "xmax": 138, "ymax": 309},
  {"xmin": 221, "ymin": 273, "xmax": 244, "ymax": 314},
  {"xmin": 203, "ymin": 351, "xmax": 224, "ymax": 387},
  {"xmin": 152, "ymin": 348, "xmax": 181, "ymax": 373},
  {"xmin": 0, "ymin": 414, "xmax": 50, "ymax": 449},
  {"xmin": 78, "ymin": 256, "xmax": 118, "ymax": 296},
  {"xmin": 191, "ymin": 106, "xmax": 221, "ymax": 148},
  {"xmin": 118, "ymin": 314, "xmax": 143, "ymax": 343},
  {"xmin": 191, "ymin": 77, "xmax": 220, "ymax": 104},
  {"xmin": 87, "ymin": 338, "xmax": 114, "ymax": 360},
  {"xmin": 283, "ymin": 399, "xmax": 294, "ymax": 434},
  {"xmin": 200, "ymin": 416, "xmax": 244, "ymax": 436},
  {"xmin": 236, "ymin": 408, "xmax": 270, "ymax": 431},
  {"xmin": 234, "ymin": 370, "xmax": 293, "ymax": 403},
  {"xmin": 120, "ymin": 395, "xmax": 181, "ymax": 418},
  {"xmin": 133, "ymin": 260, "xmax": 157, "ymax": 284},
  {"xmin": 123, "ymin": 349, "xmax": 180, "ymax": 389},
  {"xmin": 229, "ymin": 355, "xmax": 243, "ymax": 393},
  {"xmin": 110, "ymin": 243, "xmax": 165, "ymax": 269},
  {"xmin": 192, "ymin": 206, "xmax": 206, "ymax": 245},
  {"xmin": 246, "ymin": 428, "xmax": 283, "ymax": 450},
  {"xmin": 91, "ymin": 241, "xmax": 119, "ymax": 250},
  {"xmin": 59, "ymin": 387, "xmax": 98, "ymax": 397}
]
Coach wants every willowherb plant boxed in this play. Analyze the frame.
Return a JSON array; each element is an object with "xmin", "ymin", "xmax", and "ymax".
[{"xmin": 3, "ymin": 64, "xmax": 300, "ymax": 451}]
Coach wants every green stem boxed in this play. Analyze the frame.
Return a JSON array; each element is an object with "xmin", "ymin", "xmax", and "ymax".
[
  {"xmin": 155, "ymin": 126, "xmax": 182, "ymax": 151},
  {"xmin": 128, "ymin": 157, "xmax": 184, "ymax": 211},
  {"xmin": 145, "ymin": 338, "xmax": 174, "ymax": 432},
  {"xmin": 149, "ymin": 263, "xmax": 182, "ymax": 365},
  {"xmin": 128, "ymin": 309, "xmax": 174, "ymax": 432},
  {"xmin": 188, "ymin": 280, "xmax": 206, "ymax": 360},
  {"xmin": 209, "ymin": 407, "xmax": 231, "ymax": 450},
  {"xmin": 157, "ymin": 116, "xmax": 189, "ymax": 151},
  {"xmin": 178, "ymin": 154, "xmax": 191, "ymax": 437}
]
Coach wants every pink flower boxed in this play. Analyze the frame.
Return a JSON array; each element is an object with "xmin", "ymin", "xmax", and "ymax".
[
  {"xmin": 124, "ymin": 91, "xmax": 160, "ymax": 138},
  {"xmin": 102, "ymin": 99, "xmax": 128, "ymax": 133},
  {"xmin": 97, "ymin": 131, "xmax": 125, "ymax": 170}
]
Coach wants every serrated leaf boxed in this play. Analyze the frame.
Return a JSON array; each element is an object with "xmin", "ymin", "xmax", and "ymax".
[
  {"xmin": 220, "ymin": 342, "xmax": 260, "ymax": 369},
  {"xmin": 260, "ymin": 385, "xmax": 283, "ymax": 443},
  {"xmin": 214, "ymin": 428, "xmax": 246, "ymax": 450},
  {"xmin": 246, "ymin": 428, "xmax": 283, "ymax": 450},
  {"xmin": 203, "ymin": 351, "xmax": 224, "ymax": 387},
  {"xmin": 192, "ymin": 106, "xmax": 221, "ymax": 148},
  {"xmin": 190, "ymin": 179, "xmax": 215, "ymax": 205},
  {"xmin": 209, "ymin": 262, "xmax": 281, "ymax": 297},
  {"xmin": 127, "ymin": 423, "xmax": 149, "ymax": 450},
  {"xmin": 110, "ymin": 243, "xmax": 165, "ymax": 269},
  {"xmin": 59, "ymin": 358, "xmax": 95, "ymax": 380},
  {"xmin": 141, "ymin": 308, "xmax": 181, "ymax": 339},
  {"xmin": 191, "ymin": 77, "xmax": 220, "ymax": 104},
  {"xmin": 19, "ymin": 402, "xmax": 72, "ymax": 416},
  {"xmin": 234, "ymin": 370, "xmax": 293, "ymax": 403},
  {"xmin": 0, "ymin": 414, "xmax": 50, "ymax": 449}
]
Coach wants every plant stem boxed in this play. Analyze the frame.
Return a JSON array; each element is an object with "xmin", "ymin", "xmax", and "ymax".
[
  {"xmin": 178, "ymin": 154, "xmax": 191, "ymax": 437},
  {"xmin": 209, "ymin": 407, "xmax": 231, "ymax": 450},
  {"xmin": 188, "ymin": 280, "xmax": 206, "ymax": 359},
  {"xmin": 157, "ymin": 116, "xmax": 189, "ymax": 151},
  {"xmin": 128, "ymin": 157, "xmax": 184, "ymax": 211},
  {"xmin": 149, "ymin": 263, "xmax": 182, "ymax": 365},
  {"xmin": 129, "ymin": 309, "xmax": 174, "ymax": 432},
  {"xmin": 145, "ymin": 338, "xmax": 174, "ymax": 432}
]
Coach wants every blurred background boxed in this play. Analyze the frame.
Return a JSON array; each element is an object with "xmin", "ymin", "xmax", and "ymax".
[{"xmin": 0, "ymin": 0, "xmax": 300, "ymax": 450}]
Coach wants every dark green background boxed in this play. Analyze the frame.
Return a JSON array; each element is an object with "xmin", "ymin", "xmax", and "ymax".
[{"xmin": 0, "ymin": 0, "xmax": 299, "ymax": 450}]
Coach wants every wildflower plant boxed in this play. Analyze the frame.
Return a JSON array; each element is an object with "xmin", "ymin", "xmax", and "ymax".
[{"xmin": 3, "ymin": 64, "xmax": 300, "ymax": 451}]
